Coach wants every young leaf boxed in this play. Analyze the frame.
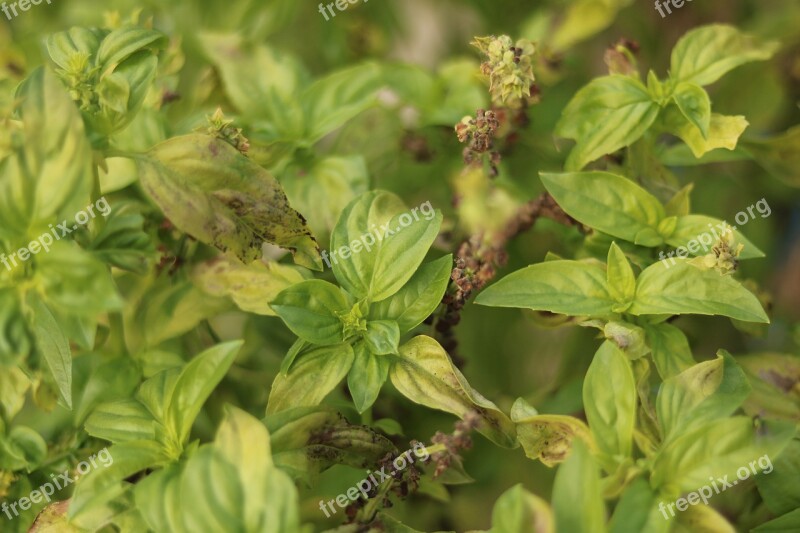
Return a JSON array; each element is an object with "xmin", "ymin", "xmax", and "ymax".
[
  {"xmin": 556, "ymin": 75, "xmax": 659, "ymax": 170},
  {"xmin": 364, "ymin": 320, "xmax": 400, "ymax": 356},
  {"xmin": 137, "ymin": 134, "xmax": 322, "ymax": 270},
  {"xmin": 330, "ymin": 191, "xmax": 443, "ymax": 302},
  {"xmin": 475, "ymin": 260, "xmax": 615, "ymax": 317},
  {"xmin": 641, "ymin": 322, "xmax": 695, "ymax": 379},
  {"xmin": 540, "ymin": 171, "xmax": 665, "ymax": 246},
  {"xmin": 655, "ymin": 351, "xmax": 751, "ymax": 441},
  {"xmin": 606, "ymin": 243, "xmax": 635, "ymax": 310},
  {"xmin": 552, "ymin": 439, "xmax": 606, "ymax": 533},
  {"xmin": 266, "ymin": 343, "xmax": 355, "ymax": 414},
  {"xmin": 370, "ymin": 254, "xmax": 452, "ymax": 333},
  {"xmin": 390, "ymin": 336, "xmax": 517, "ymax": 447},
  {"xmin": 670, "ymin": 24, "xmax": 779, "ymax": 87},
  {"xmin": 671, "ymin": 82, "xmax": 711, "ymax": 138},
  {"xmin": 96, "ymin": 26, "xmax": 165, "ymax": 67},
  {"xmin": 347, "ymin": 342, "xmax": 391, "ymax": 413},
  {"xmin": 662, "ymin": 109, "xmax": 749, "ymax": 158},
  {"xmin": 166, "ymin": 340, "xmax": 243, "ymax": 446},
  {"xmin": 271, "ymin": 280, "xmax": 349, "ymax": 345},
  {"xmin": 583, "ymin": 341, "xmax": 636, "ymax": 464},
  {"xmin": 630, "ymin": 260, "xmax": 770, "ymax": 323}
]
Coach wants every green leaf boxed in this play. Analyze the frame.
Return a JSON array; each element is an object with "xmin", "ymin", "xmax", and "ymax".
[
  {"xmin": 137, "ymin": 134, "xmax": 322, "ymax": 270},
  {"xmin": 540, "ymin": 171, "xmax": 665, "ymax": 246},
  {"xmin": 27, "ymin": 294, "xmax": 72, "ymax": 410},
  {"xmin": 266, "ymin": 343, "xmax": 355, "ymax": 414},
  {"xmin": 84, "ymin": 399, "xmax": 157, "ymax": 443},
  {"xmin": 302, "ymin": 62, "xmax": 383, "ymax": 142},
  {"xmin": 0, "ymin": 67, "xmax": 93, "ymax": 240},
  {"xmin": 475, "ymin": 260, "xmax": 615, "ymax": 317},
  {"xmin": 347, "ymin": 342, "xmax": 391, "ymax": 414},
  {"xmin": 629, "ymin": 260, "xmax": 770, "ymax": 323},
  {"xmin": 641, "ymin": 322, "xmax": 695, "ymax": 379},
  {"xmin": 95, "ymin": 26, "xmax": 166, "ymax": 73},
  {"xmin": 193, "ymin": 256, "xmax": 308, "ymax": 317},
  {"xmin": 330, "ymin": 191, "xmax": 443, "ymax": 302},
  {"xmin": 671, "ymin": 82, "xmax": 710, "ymax": 138},
  {"xmin": 666, "ymin": 215, "xmax": 764, "ymax": 259},
  {"xmin": 271, "ymin": 280, "xmax": 349, "ymax": 345},
  {"xmin": 364, "ymin": 320, "xmax": 400, "ymax": 356},
  {"xmin": 583, "ymin": 341, "xmax": 636, "ymax": 465},
  {"xmin": 166, "ymin": 341, "xmax": 243, "ymax": 446},
  {"xmin": 370, "ymin": 255, "xmax": 452, "ymax": 333},
  {"xmin": 656, "ymin": 352, "xmax": 751, "ymax": 442},
  {"xmin": 266, "ymin": 405, "xmax": 395, "ymax": 484},
  {"xmin": 556, "ymin": 75, "xmax": 659, "ymax": 170},
  {"xmin": 487, "ymin": 484, "xmax": 554, "ymax": 533},
  {"xmin": 45, "ymin": 27, "xmax": 104, "ymax": 71},
  {"xmin": 651, "ymin": 417, "xmax": 796, "ymax": 494},
  {"xmin": 670, "ymin": 24, "xmax": 779, "ymax": 86},
  {"xmin": 389, "ymin": 336, "xmax": 516, "ymax": 447},
  {"xmin": 510, "ymin": 399, "xmax": 595, "ymax": 467},
  {"xmin": 552, "ymin": 439, "xmax": 606, "ymax": 533},
  {"xmin": 606, "ymin": 243, "xmax": 635, "ymax": 310}
]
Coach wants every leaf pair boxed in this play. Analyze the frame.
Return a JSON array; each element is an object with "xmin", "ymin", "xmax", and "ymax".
[
  {"xmin": 476, "ymin": 241, "xmax": 769, "ymax": 323},
  {"xmin": 557, "ymin": 25, "xmax": 778, "ymax": 169}
]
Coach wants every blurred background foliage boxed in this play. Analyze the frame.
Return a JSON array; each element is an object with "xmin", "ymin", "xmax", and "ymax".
[{"xmin": 1, "ymin": 0, "xmax": 799, "ymax": 530}]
